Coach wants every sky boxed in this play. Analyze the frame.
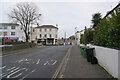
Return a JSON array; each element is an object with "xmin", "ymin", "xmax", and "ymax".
[{"xmin": 0, "ymin": 0, "xmax": 119, "ymax": 38}]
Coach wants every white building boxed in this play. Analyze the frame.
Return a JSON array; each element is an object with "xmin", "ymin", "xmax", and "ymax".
[
  {"xmin": 31, "ymin": 25, "xmax": 58, "ymax": 45},
  {"xmin": 75, "ymin": 30, "xmax": 85, "ymax": 45},
  {"xmin": 0, "ymin": 23, "xmax": 25, "ymax": 42}
]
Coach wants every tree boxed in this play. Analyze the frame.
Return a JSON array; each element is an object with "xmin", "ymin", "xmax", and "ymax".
[
  {"xmin": 91, "ymin": 13, "xmax": 102, "ymax": 28},
  {"xmin": 80, "ymin": 26, "xmax": 93, "ymax": 45},
  {"xmin": 9, "ymin": 3, "xmax": 41, "ymax": 42},
  {"xmin": 93, "ymin": 7, "xmax": 120, "ymax": 48}
]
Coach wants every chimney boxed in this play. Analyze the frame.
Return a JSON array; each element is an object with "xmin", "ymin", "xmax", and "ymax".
[{"xmin": 56, "ymin": 24, "xmax": 58, "ymax": 27}]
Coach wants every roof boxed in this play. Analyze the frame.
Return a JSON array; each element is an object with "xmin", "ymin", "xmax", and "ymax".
[
  {"xmin": 36, "ymin": 25, "xmax": 58, "ymax": 29},
  {"xmin": 0, "ymin": 23, "xmax": 19, "ymax": 26}
]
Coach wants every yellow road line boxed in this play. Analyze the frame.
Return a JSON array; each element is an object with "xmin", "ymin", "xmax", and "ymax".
[
  {"xmin": 59, "ymin": 75, "xmax": 64, "ymax": 78},
  {"xmin": 51, "ymin": 47, "xmax": 71, "ymax": 80}
]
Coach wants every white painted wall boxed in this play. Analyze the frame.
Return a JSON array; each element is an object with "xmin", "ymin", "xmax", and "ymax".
[
  {"xmin": 91, "ymin": 45, "xmax": 119, "ymax": 79},
  {"xmin": 0, "ymin": 24, "xmax": 25, "ymax": 41}
]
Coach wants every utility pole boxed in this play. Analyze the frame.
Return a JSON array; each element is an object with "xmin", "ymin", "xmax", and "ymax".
[
  {"xmin": 64, "ymin": 32, "xmax": 66, "ymax": 45},
  {"xmin": 75, "ymin": 27, "xmax": 77, "ymax": 45}
]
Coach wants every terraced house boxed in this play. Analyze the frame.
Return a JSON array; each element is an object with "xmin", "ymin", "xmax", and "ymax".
[{"xmin": 31, "ymin": 25, "xmax": 58, "ymax": 45}]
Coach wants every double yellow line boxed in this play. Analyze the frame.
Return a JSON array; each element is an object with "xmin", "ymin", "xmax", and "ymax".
[{"xmin": 51, "ymin": 47, "xmax": 71, "ymax": 80}]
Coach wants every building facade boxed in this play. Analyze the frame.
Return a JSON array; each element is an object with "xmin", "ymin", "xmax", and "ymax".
[
  {"xmin": 31, "ymin": 25, "xmax": 58, "ymax": 45},
  {"xmin": 0, "ymin": 23, "xmax": 25, "ymax": 42},
  {"xmin": 75, "ymin": 30, "xmax": 85, "ymax": 45}
]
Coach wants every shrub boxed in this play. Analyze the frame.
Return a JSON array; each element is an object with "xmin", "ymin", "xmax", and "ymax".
[
  {"xmin": 80, "ymin": 27, "xmax": 93, "ymax": 45},
  {"xmin": 93, "ymin": 7, "xmax": 120, "ymax": 48}
]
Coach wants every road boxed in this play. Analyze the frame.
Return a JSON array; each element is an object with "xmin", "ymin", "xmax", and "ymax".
[{"xmin": 1, "ymin": 45, "xmax": 72, "ymax": 79}]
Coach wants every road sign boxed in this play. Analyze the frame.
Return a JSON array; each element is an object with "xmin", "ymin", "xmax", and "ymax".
[{"xmin": 4, "ymin": 34, "xmax": 6, "ymax": 36}]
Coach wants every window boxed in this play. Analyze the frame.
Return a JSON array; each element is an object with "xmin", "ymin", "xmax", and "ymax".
[
  {"xmin": 11, "ymin": 32, "xmax": 15, "ymax": 35},
  {"xmin": 50, "ymin": 28, "xmax": 52, "ymax": 32},
  {"xmin": 0, "ymin": 32, "xmax": 2, "ymax": 36},
  {"xmin": 40, "ymin": 28, "xmax": 42, "ymax": 32},
  {"xmin": 55, "ymin": 29, "xmax": 57, "ymax": 32},
  {"xmin": 11, "ymin": 26, "xmax": 15, "ymax": 29},
  {"xmin": 44, "ymin": 34, "xmax": 47, "ymax": 38},
  {"xmin": 3, "ymin": 32, "xmax": 7, "ymax": 36},
  {"xmin": 44, "ymin": 28, "xmax": 47, "ymax": 32},
  {"xmin": 4, "ymin": 26, "xmax": 7, "ymax": 29},
  {"xmin": 0, "ymin": 27, "xmax": 2, "ymax": 29},
  {"xmin": 40, "ymin": 34, "xmax": 42, "ymax": 38},
  {"xmin": 50, "ymin": 34, "xmax": 52, "ymax": 38}
]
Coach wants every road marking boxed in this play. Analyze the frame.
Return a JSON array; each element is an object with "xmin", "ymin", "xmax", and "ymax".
[
  {"xmin": 10, "ymin": 67, "xmax": 20, "ymax": 73},
  {"xmin": 51, "ymin": 47, "xmax": 71, "ymax": 80},
  {"xmin": 0, "ymin": 66, "xmax": 6, "ymax": 69},
  {"xmin": 0, "ymin": 73, "xmax": 7, "ymax": 77},
  {"xmin": 7, "ymin": 67, "xmax": 16, "ymax": 71},
  {"xmin": 59, "ymin": 75, "xmax": 64, "ymax": 78},
  {"xmin": 36, "ymin": 59, "xmax": 40, "ymax": 64},
  {"xmin": 44, "ymin": 61, "xmax": 49, "ymax": 65},
  {"xmin": 52, "ymin": 60, "xmax": 57, "ymax": 65},
  {"xmin": 19, "ymin": 69, "xmax": 37, "ymax": 80},
  {"xmin": 7, "ymin": 69, "xmax": 21, "ymax": 78},
  {"xmin": 13, "ymin": 73, "xmax": 22, "ymax": 78},
  {"xmin": 7, "ymin": 68, "xmax": 28, "ymax": 78},
  {"xmin": 44, "ymin": 60, "xmax": 57, "ymax": 66}
]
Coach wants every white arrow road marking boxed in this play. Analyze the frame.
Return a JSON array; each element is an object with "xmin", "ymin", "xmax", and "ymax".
[
  {"xmin": 36, "ymin": 59, "xmax": 40, "ymax": 64},
  {"xmin": 7, "ymin": 68, "xmax": 28, "ymax": 78}
]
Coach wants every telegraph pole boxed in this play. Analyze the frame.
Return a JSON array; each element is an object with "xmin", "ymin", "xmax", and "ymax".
[
  {"xmin": 75, "ymin": 27, "xmax": 77, "ymax": 45},
  {"xmin": 64, "ymin": 32, "xmax": 66, "ymax": 45}
]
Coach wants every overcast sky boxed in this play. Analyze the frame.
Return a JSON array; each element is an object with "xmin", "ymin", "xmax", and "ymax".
[{"xmin": 0, "ymin": 0, "xmax": 119, "ymax": 38}]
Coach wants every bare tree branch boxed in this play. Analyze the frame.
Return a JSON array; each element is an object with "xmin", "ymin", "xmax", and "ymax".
[{"xmin": 8, "ymin": 2, "xmax": 41, "ymax": 42}]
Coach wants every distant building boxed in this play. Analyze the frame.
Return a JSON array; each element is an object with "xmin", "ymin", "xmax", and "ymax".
[
  {"xmin": 58, "ymin": 36, "xmax": 75, "ymax": 45},
  {"xmin": 75, "ymin": 30, "xmax": 85, "ymax": 45},
  {"xmin": 68, "ymin": 35, "xmax": 75, "ymax": 45},
  {"xmin": 0, "ymin": 23, "xmax": 25, "ymax": 42},
  {"xmin": 75, "ymin": 31, "xmax": 81, "ymax": 45},
  {"xmin": 31, "ymin": 25, "xmax": 58, "ymax": 45}
]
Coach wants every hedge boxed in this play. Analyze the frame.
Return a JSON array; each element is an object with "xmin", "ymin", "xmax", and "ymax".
[
  {"xmin": 80, "ymin": 7, "xmax": 120, "ymax": 48},
  {"xmin": 93, "ymin": 7, "xmax": 120, "ymax": 48}
]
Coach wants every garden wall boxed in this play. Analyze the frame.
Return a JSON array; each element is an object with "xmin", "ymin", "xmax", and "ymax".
[
  {"xmin": 92, "ymin": 45, "xmax": 119, "ymax": 79},
  {"xmin": 2, "ymin": 42, "xmax": 37, "ymax": 53}
]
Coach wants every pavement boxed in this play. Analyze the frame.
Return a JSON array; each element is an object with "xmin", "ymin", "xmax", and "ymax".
[{"xmin": 59, "ymin": 45, "xmax": 110, "ymax": 78}]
